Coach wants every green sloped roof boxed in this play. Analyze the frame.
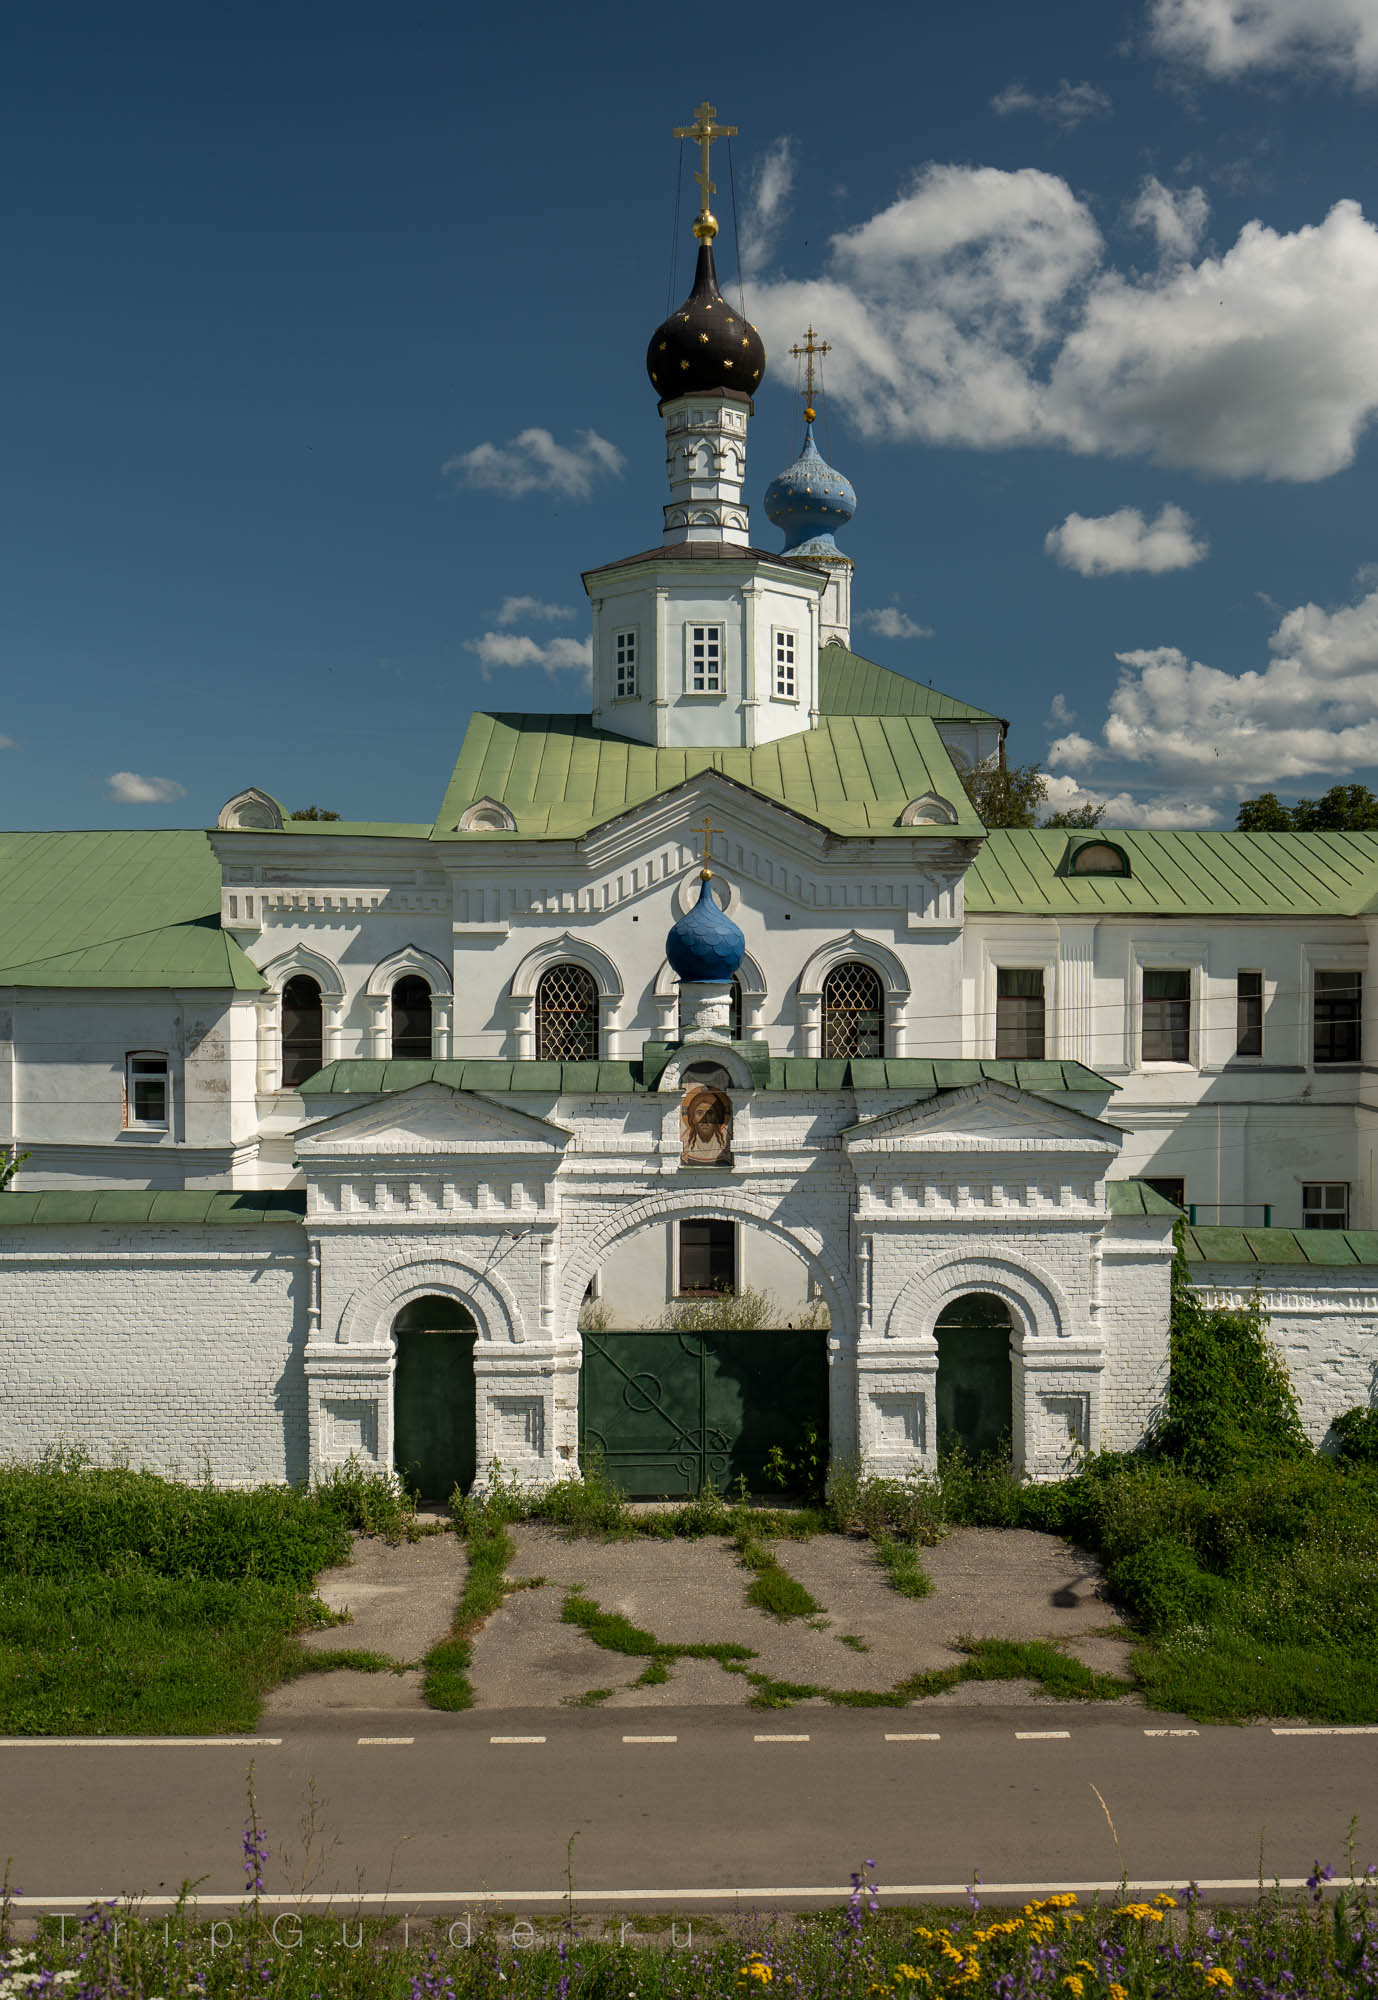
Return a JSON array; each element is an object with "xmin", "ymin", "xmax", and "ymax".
[
  {"xmin": 1183, "ymin": 1223, "xmax": 1378, "ymax": 1265},
  {"xmin": 966, "ymin": 827, "xmax": 1378, "ymax": 917},
  {"xmin": 432, "ymin": 711, "xmax": 984, "ymax": 840},
  {"xmin": 817, "ymin": 642, "xmax": 1002, "ymax": 724},
  {"xmin": 0, "ymin": 1190, "xmax": 304, "ymax": 1226},
  {"xmin": 300, "ymin": 1056, "xmax": 1112, "ymax": 1096},
  {"xmin": 1106, "ymin": 1179, "xmax": 1183, "ymax": 1217},
  {"xmin": 0, "ymin": 831, "xmax": 262, "ymax": 989}
]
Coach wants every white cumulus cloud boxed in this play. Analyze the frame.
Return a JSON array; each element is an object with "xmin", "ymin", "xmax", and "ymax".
[
  {"xmin": 465, "ymin": 630, "xmax": 593, "ymax": 687},
  {"xmin": 1045, "ymin": 503, "xmax": 1209, "ymax": 575},
  {"xmin": 857, "ymin": 605, "xmax": 933, "ymax": 639},
  {"xmin": 740, "ymin": 137, "xmax": 795, "ymax": 275},
  {"xmin": 1149, "ymin": 0, "xmax": 1378, "ymax": 85},
  {"xmin": 990, "ymin": 78, "xmax": 1113, "ymax": 129},
  {"xmin": 751, "ymin": 170, "xmax": 1378, "ymax": 481},
  {"xmin": 494, "ymin": 596, "xmax": 573, "ymax": 627},
  {"xmin": 1047, "ymin": 579, "xmax": 1378, "ymax": 794},
  {"xmin": 106, "ymin": 772, "xmax": 187, "ymax": 804},
  {"xmin": 444, "ymin": 428, "xmax": 624, "ymax": 501},
  {"xmin": 1040, "ymin": 772, "xmax": 1222, "ymax": 827},
  {"xmin": 1128, "ymin": 176, "xmax": 1210, "ymax": 261}
]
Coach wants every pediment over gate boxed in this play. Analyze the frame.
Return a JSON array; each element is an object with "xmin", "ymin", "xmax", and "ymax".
[
  {"xmin": 842, "ymin": 1079, "xmax": 1123, "ymax": 1160},
  {"xmin": 294, "ymin": 1082, "xmax": 570, "ymax": 1160}
]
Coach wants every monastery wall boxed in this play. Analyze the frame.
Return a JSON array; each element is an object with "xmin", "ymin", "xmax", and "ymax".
[
  {"xmin": 1192, "ymin": 1264, "xmax": 1378, "ymax": 1444},
  {"xmin": 0, "ymin": 1222, "xmax": 308, "ymax": 1482}
]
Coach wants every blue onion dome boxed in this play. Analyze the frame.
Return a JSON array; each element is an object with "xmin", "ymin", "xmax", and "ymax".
[
  {"xmin": 666, "ymin": 871, "xmax": 746, "ymax": 984},
  {"xmin": 647, "ymin": 242, "xmax": 766, "ymax": 403},
  {"xmin": 763, "ymin": 422, "xmax": 857, "ymax": 555}
]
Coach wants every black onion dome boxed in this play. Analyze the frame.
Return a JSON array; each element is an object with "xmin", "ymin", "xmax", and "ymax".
[{"xmin": 646, "ymin": 242, "xmax": 766, "ymax": 402}]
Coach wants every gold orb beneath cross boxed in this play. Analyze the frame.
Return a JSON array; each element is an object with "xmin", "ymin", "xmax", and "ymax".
[{"xmin": 692, "ymin": 212, "xmax": 719, "ymax": 241}]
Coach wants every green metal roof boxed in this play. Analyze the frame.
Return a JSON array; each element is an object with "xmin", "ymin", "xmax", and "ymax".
[
  {"xmin": 0, "ymin": 831, "xmax": 262, "ymax": 989},
  {"xmin": 966, "ymin": 827, "xmax": 1378, "ymax": 918},
  {"xmin": 300, "ymin": 1056, "xmax": 1112, "ymax": 1096},
  {"xmin": 0, "ymin": 1190, "xmax": 304, "ymax": 1226},
  {"xmin": 817, "ymin": 642, "xmax": 1002, "ymax": 724},
  {"xmin": 432, "ymin": 711, "xmax": 984, "ymax": 840},
  {"xmin": 1183, "ymin": 1223, "xmax": 1378, "ymax": 1265},
  {"xmin": 1106, "ymin": 1179, "xmax": 1183, "ymax": 1218}
]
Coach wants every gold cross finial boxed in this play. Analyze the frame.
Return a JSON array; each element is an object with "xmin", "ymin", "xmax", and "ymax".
[
  {"xmin": 698, "ymin": 814, "xmax": 716, "ymax": 876},
  {"xmin": 673, "ymin": 101, "xmax": 737, "ymax": 243},
  {"xmin": 789, "ymin": 326, "xmax": 831, "ymax": 419}
]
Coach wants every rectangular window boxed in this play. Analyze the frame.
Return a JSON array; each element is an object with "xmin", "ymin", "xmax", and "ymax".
[
  {"xmin": 995, "ymin": 967, "xmax": 1045, "ymax": 1060},
  {"xmin": 614, "ymin": 628, "xmax": 638, "ymax": 699},
  {"xmin": 125, "ymin": 1053, "xmax": 169, "ymax": 1129},
  {"xmin": 686, "ymin": 624, "xmax": 724, "ymax": 693},
  {"xmin": 1314, "ymin": 970, "xmax": 1362, "ymax": 1064},
  {"xmin": 1236, "ymin": 970, "xmax": 1263, "ymax": 1058},
  {"xmin": 773, "ymin": 628, "xmax": 797, "ymax": 699},
  {"xmin": 678, "ymin": 1219, "xmax": 736, "ymax": 1296},
  {"xmin": 1303, "ymin": 1182, "xmax": 1349, "ymax": 1230},
  {"xmin": 1139, "ymin": 1176, "xmax": 1186, "ymax": 1209},
  {"xmin": 1142, "ymin": 968, "xmax": 1191, "ymax": 1064}
]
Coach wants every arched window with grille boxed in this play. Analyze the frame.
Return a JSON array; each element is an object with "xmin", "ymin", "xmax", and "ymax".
[
  {"xmin": 679, "ymin": 977, "xmax": 742, "ymax": 1041},
  {"xmin": 822, "ymin": 961, "xmax": 885, "ymax": 1059},
  {"xmin": 536, "ymin": 963, "xmax": 599, "ymax": 1061},
  {"xmin": 390, "ymin": 975, "xmax": 433, "ymax": 1061},
  {"xmin": 281, "ymin": 974, "xmax": 324, "ymax": 1087}
]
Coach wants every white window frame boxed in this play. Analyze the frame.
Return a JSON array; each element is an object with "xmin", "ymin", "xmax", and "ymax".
[
  {"xmin": 1300, "ymin": 942, "xmax": 1368, "ymax": 1071},
  {"xmin": 1302, "ymin": 1182, "xmax": 1350, "ymax": 1230},
  {"xmin": 684, "ymin": 622, "xmax": 725, "ymax": 695},
  {"xmin": 974, "ymin": 935, "xmax": 1058, "ymax": 1062},
  {"xmin": 671, "ymin": 1217, "xmax": 739, "ymax": 1298},
  {"xmin": 613, "ymin": 626, "xmax": 639, "ymax": 701},
  {"xmin": 993, "ymin": 965, "xmax": 1049, "ymax": 1063},
  {"xmin": 772, "ymin": 626, "xmax": 798, "ymax": 701},
  {"xmin": 124, "ymin": 1051, "xmax": 171, "ymax": 1132},
  {"xmin": 1127, "ymin": 945, "xmax": 1206, "ymax": 1073}
]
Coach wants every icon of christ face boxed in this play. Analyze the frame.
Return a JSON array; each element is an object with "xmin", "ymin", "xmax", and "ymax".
[{"xmin": 681, "ymin": 1085, "xmax": 731, "ymax": 1164}]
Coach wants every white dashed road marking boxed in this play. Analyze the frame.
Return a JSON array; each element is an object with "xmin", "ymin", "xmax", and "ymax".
[
  {"xmin": 1144, "ymin": 1729, "xmax": 1200, "ymax": 1737},
  {"xmin": 885, "ymin": 1733, "xmax": 941, "ymax": 1741},
  {"xmin": 1272, "ymin": 1726, "xmax": 1378, "ymax": 1736},
  {"xmin": 0, "ymin": 1737, "xmax": 283, "ymax": 1749},
  {"xmin": 357, "ymin": 1736, "xmax": 414, "ymax": 1745},
  {"xmin": 1016, "ymin": 1731, "xmax": 1070, "ymax": 1740},
  {"xmin": 489, "ymin": 1735, "xmax": 547, "ymax": 1745},
  {"xmin": 753, "ymin": 1733, "xmax": 810, "ymax": 1743},
  {"xmin": 621, "ymin": 1734, "xmax": 678, "ymax": 1743}
]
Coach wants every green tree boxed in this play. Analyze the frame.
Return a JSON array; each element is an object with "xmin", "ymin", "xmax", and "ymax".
[
  {"xmin": 289, "ymin": 805, "xmax": 342, "ymax": 821},
  {"xmin": 955, "ymin": 756, "xmax": 1049, "ymax": 829},
  {"xmin": 1235, "ymin": 792, "xmax": 1295, "ymax": 831},
  {"xmin": 1042, "ymin": 802, "xmax": 1106, "ymax": 828}
]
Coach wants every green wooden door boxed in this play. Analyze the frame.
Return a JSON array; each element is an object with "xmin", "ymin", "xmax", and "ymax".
[
  {"xmin": 392, "ymin": 1297, "xmax": 477, "ymax": 1502},
  {"xmin": 935, "ymin": 1293, "xmax": 1013, "ymax": 1460},
  {"xmin": 579, "ymin": 1328, "xmax": 828, "ymax": 1497}
]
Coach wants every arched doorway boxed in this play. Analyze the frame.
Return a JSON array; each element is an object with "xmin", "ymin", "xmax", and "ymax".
[
  {"xmin": 935, "ymin": 1293, "xmax": 1013, "ymax": 1460},
  {"xmin": 392, "ymin": 1296, "xmax": 477, "ymax": 1501}
]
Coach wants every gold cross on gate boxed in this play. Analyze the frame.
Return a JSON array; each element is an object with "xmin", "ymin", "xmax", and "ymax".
[
  {"xmin": 790, "ymin": 326, "xmax": 831, "ymax": 412},
  {"xmin": 673, "ymin": 101, "xmax": 737, "ymax": 229}
]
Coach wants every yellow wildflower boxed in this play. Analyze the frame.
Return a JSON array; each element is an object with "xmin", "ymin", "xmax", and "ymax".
[
  {"xmin": 1205, "ymin": 1972, "xmax": 1234, "ymax": 1990},
  {"xmin": 1155, "ymin": 1893, "xmax": 1178, "ymax": 1909},
  {"xmin": 1062, "ymin": 1979, "xmax": 1084, "ymax": 1998},
  {"xmin": 1113, "ymin": 1902, "xmax": 1165, "ymax": 1923},
  {"xmin": 1110, "ymin": 1987, "xmax": 1128, "ymax": 2000},
  {"xmin": 737, "ymin": 1956, "xmax": 773, "ymax": 1986}
]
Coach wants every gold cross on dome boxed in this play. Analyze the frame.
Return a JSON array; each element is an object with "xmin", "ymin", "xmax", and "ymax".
[
  {"xmin": 790, "ymin": 326, "xmax": 831, "ymax": 412},
  {"xmin": 698, "ymin": 815, "xmax": 717, "ymax": 867},
  {"xmin": 674, "ymin": 101, "xmax": 737, "ymax": 230}
]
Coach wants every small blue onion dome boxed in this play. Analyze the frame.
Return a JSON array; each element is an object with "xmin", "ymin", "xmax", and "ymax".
[
  {"xmin": 763, "ymin": 423, "xmax": 856, "ymax": 555},
  {"xmin": 666, "ymin": 872, "xmax": 746, "ymax": 984}
]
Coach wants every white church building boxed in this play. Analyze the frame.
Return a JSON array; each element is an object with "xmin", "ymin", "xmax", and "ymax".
[{"xmin": 3, "ymin": 109, "xmax": 1377, "ymax": 1495}]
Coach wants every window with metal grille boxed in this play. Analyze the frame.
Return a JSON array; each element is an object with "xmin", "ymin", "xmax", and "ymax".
[
  {"xmin": 1303, "ymin": 1183, "xmax": 1349, "ymax": 1230},
  {"xmin": 281, "ymin": 975, "xmax": 324, "ymax": 1087},
  {"xmin": 686, "ymin": 623, "xmax": 723, "ymax": 693},
  {"xmin": 679, "ymin": 978, "xmax": 742, "ymax": 1041},
  {"xmin": 1142, "ymin": 968, "xmax": 1191, "ymax": 1063},
  {"xmin": 614, "ymin": 629, "xmax": 638, "ymax": 699},
  {"xmin": 995, "ymin": 968, "xmax": 1044, "ymax": 1060},
  {"xmin": 535, "ymin": 963, "xmax": 599, "ymax": 1061},
  {"xmin": 774, "ymin": 628, "xmax": 797, "ymax": 699},
  {"xmin": 1236, "ymin": 971, "xmax": 1263, "ymax": 1057},
  {"xmin": 678, "ymin": 1219, "xmax": 736, "ymax": 1295},
  {"xmin": 822, "ymin": 961, "xmax": 885, "ymax": 1059},
  {"xmin": 1314, "ymin": 970, "xmax": 1362, "ymax": 1064},
  {"xmin": 390, "ymin": 975, "xmax": 433, "ymax": 1061},
  {"xmin": 125, "ymin": 1053, "xmax": 169, "ymax": 1129}
]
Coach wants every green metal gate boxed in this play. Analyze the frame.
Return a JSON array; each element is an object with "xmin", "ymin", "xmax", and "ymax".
[
  {"xmin": 935, "ymin": 1292, "xmax": 1013, "ymax": 1460},
  {"xmin": 579, "ymin": 1328, "xmax": 829, "ymax": 1497},
  {"xmin": 393, "ymin": 1297, "xmax": 477, "ymax": 1502}
]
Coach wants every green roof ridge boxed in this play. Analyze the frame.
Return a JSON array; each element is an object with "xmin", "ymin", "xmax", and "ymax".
[
  {"xmin": 817, "ymin": 642, "xmax": 1002, "ymax": 723},
  {"xmin": 0, "ymin": 1190, "xmax": 305, "ymax": 1226}
]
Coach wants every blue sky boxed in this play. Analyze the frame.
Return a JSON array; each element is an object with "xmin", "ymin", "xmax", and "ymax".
[{"xmin": 9, "ymin": 0, "xmax": 1378, "ymax": 828}]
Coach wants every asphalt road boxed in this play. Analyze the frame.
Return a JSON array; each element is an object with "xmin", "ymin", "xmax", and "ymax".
[{"xmin": 3, "ymin": 1705, "xmax": 1375, "ymax": 1913}]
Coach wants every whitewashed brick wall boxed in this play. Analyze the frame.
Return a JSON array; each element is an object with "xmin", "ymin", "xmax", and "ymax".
[
  {"xmin": 1192, "ymin": 1264, "xmax": 1378, "ymax": 1444},
  {"xmin": 0, "ymin": 1224, "xmax": 308, "ymax": 1482}
]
